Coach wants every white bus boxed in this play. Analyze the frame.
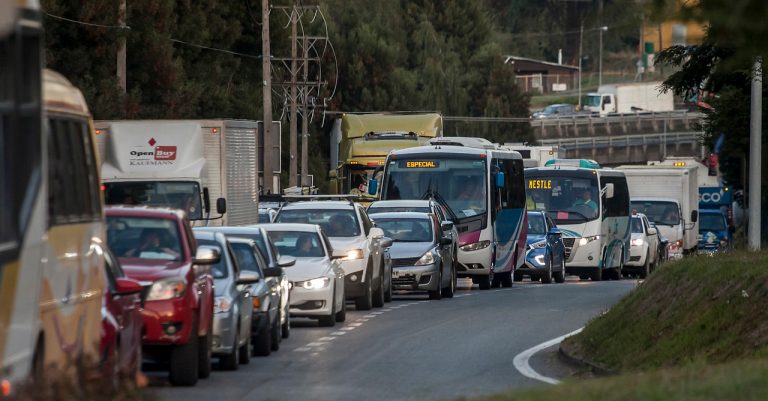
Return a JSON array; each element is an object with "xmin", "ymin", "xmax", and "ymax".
[
  {"xmin": 525, "ymin": 160, "xmax": 630, "ymax": 281},
  {"xmin": 373, "ymin": 139, "xmax": 527, "ymax": 289}
]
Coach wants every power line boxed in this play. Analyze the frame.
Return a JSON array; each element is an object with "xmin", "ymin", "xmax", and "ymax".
[
  {"xmin": 44, "ymin": 12, "xmax": 129, "ymax": 30},
  {"xmin": 169, "ymin": 38, "xmax": 263, "ymax": 60},
  {"xmin": 504, "ymin": 22, "xmax": 636, "ymax": 39}
]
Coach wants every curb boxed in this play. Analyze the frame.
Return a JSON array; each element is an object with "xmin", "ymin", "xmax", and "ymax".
[{"xmin": 558, "ymin": 339, "xmax": 616, "ymax": 376}]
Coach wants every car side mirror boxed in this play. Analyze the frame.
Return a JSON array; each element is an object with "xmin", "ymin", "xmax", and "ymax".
[
  {"xmin": 440, "ymin": 237, "xmax": 452, "ymax": 246},
  {"xmin": 114, "ymin": 277, "xmax": 143, "ymax": 296},
  {"xmin": 194, "ymin": 245, "xmax": 221, "ymax": 265},
  {"xmin": 547, "ymin": 228, "xmax": 562, "ymax": 237},
  {"xmin": 380, "ymin": 237, "xmax": 394, "ymax": 248},
  {"xmin": 277, "ymin": 255, "xmax": 296, "ymax": 268},
  {"xmin": 369, "ymin": 227, "xmax": 385, "ymax": 239},
  {"xmin": 441, "ymin": 221, "xmax": 454, "ymax": 231},
  {"xmin": 603, "ymin": 183, "xmax": 615, "ymax": 199},
  {"xmin": 237, "ymin": 270, "xmax": 260, "ymax": 285},
  {"xmin": 647, "ymin": 227, "xmax": 657, "ymax": 236},
  {"xmin": 368, "ymin": 178, "xmax": 378, "ymax": 196},
  {"xmin": 263, "ymin": 267, "xmax": 283, "ymax": 278},
  {"xmin": 216, "ymin": 198, "xmax": 227, "ymax": 214},
  {"xmin": 690, "ymin": 210, "xmax": 698, "ymax": 223}
]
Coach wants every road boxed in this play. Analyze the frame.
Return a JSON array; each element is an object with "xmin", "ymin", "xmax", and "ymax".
[{"xmin": 150, "ymin": 278, "xmax": 637, "ymax": 401}]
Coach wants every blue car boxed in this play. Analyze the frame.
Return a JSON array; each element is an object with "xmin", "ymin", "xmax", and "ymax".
[
  {"xmin": 698, "ymin": 209, "xmax": 732, "ymax": 254},
  {"xmin": 515, "ymin": 211, "xmax": 566, "ymax": 284}
]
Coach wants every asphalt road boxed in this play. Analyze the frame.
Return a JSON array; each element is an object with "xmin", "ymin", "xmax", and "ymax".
[{"xmin": 150, "ymin": 277, "xmax": 638, "ymax": 401}]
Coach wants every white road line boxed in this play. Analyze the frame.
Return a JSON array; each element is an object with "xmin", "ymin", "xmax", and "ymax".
[
  {"xmin": 371, "ymin": 311, "xmax": 384, "ymax": 315},
  {"xmin": 512, "ymin": 327, "xmax": 584, "ymax": 385},
  {"xmin": 317, "ymin": 336, "xmax": 335, "ymax": 342},
  {"xmin": 306, "ymin": 342, "xmax": 325, "ymax": 347},
  {"xmin": 294, "ymin": 347, "xmax": 312, "ymax": 352},
  {"xmin": 330, "ymin": 331, "xmax": 346, "ymax": 336},
  {"xmin": 349, "ymin": 322, "xmax": 363, "ymax": 327},
  {"xmin": 341, "ymin": 326, "xmax": 357, "ymax": 331},
  {"xmin": 364, "ymin": 314, "xmax": 376, "ymax": 318}
]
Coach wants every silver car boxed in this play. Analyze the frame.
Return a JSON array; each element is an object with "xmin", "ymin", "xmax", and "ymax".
[
  {"xmin": 192, "ymin": 230, "xmax": 256, "ymax": 370},
  {"xmin": 368, "ymin": 212, "xmax": 456, "ymax": 299}
]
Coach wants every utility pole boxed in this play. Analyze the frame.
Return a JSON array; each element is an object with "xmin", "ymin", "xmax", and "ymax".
[
  {"xmin": 117, "ymin": 0, "xmax": 126, "ymax": 94},
  {"xmin": 657, "ymin": 23, "xmax": 664, "ymax": 77},
  {"xmin": 288, "ymin": 6, "xmax": 298, "ymax": 187},
  {"xmin": 749, "ymin": 58, "xmax": 762, "ymax": 250},
  {"xmin": 577, "ymin": 22, "xmax": 583, "ymax": 109},
  {"xmin": 300, "ymin": 35, "xmax": 309, "ymax": 186},
  {"xmin": 598, "ymin": 26, "xmax": 607, "ymax": 87},
  {"xmin": 261, "ymin": 0, "xmax": 275, "ymax": 194}
]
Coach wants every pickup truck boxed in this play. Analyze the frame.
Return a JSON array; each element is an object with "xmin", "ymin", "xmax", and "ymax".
[{"xmin": 106, "ymin": 206, "xmax": 218, "ymax": 386}]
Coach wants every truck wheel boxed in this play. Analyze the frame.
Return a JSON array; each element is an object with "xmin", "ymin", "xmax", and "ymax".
[
  {"xmin": 169, "ymin": 323, "xmax": 199, "ymax": 386},
  {"xmin": 238, "ymin": 333, "xmax": 251, "ymax": 365},
  {"xmin": 253, "ymin": 321, "xmax": 272, "ymax": 356},
  {"xmin": 197, "ymin": 319, "xmax": 212, "ymax": 379},
  {"xmin": 219, "ymin": 331, "xmax": 239, "ymax": 371},
  {"xmin": 355, "ymin": 264, "xmax": 374, "ymax": 311}
]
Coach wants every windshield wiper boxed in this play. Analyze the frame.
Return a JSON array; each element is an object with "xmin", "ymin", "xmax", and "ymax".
[{"xmin": 428, "ymin": 191, "xmax": 459, "ymax": 222}]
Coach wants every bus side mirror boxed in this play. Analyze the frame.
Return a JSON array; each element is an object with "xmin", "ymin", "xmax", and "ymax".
[
  {"xmin": 690, "ymin": 210, "xmax": 698, "ymax": 223},
  {"xmin": 216, "ymin": 198, "xmax": 227, "ymax": 214},
  {"xmin": 603, "ymin": 183, "xmax": 615, "ymax": 199},
  {"xmin": 203, "ymin": 187, "xmax": 211, "ymax": 214},
  {"xmin": 495, "ymin": 172, "xmax": 505, "ymax": 188},
  {"xmin": 368, "ymin": 178, "xmax": 378, "ymax": 196}
]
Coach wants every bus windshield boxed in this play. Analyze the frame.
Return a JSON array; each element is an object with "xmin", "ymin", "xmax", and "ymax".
[
  {"xmin": 525, "ymin": 172, "xmax": 600, "ymax": 224},
  {"xmin": 104, "ymin": 181, "xmax": 203, "ymax": 219},
  {"xmin": 382, "ymin": 157, "xmax": 487, "ymax": 220}
]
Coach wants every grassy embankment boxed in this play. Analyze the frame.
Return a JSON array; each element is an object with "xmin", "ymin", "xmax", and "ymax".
[{"xmin": 467, "ymin": 251, "xmax": 768, "ymax": 401}]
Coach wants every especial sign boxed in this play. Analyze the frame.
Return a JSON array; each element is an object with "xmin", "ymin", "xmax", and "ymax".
[
  {"xmin": 401, "ymin": 160, "xmax": 439, "ymax": 168},
  {"xmin": 528, "ymin": 179, "xmax": 552, "ymax": 189}
]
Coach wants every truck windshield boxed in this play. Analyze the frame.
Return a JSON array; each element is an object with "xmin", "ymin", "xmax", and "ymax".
[
  {"xmin": 525, "ymin": 173, "xmax": 599, "ymax": 224},
  {"xmin": 630, "ymin": 201, "xmax": 680, "ymax": 226},
  {"xmin": 106, "ymin": 216, "xmax": 183, "ymax": 262},
  {"xmin": 382, "ymin": 158, "xmax": 487, "ymax": 220},
  {"xmin": 104, "ymin": 181, "xmax": 203, "ymax": 220},
  {"xmin": 347, "ymin": 167, "xmax": 382, "ymax": 195},
  {"xmin": 699, "ymin": 213, "xmax": 726, "ymax": 231},
  {"xmin": 585, "ymin": 95, "xmax": 601, "ymax": 107}
]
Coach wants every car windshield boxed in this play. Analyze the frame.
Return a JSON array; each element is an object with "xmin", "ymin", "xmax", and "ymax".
[
  {"xmin": 382, "ymin": 157, "xmax": 487, "ymax": 220},
  {"xmin": 266, "ymin": 231, "xmax": 325, "ymax": 258},
  {"xmin": 229, "ymin": 242, "xmax": 264, "ymax": 274},
  {"xmin": 525, "ymin": 173, "xmax": 600, "ymax": 223},
  {"xmin": 374, "ymin": 218, "xmax": 433, "ymax": 242},
  {"xmin": 699, "ymin": 213, "xmax": 727, "ymax": 231},
  {"xmin": 527, "ymin": 214, "xmax": 546, "ymax": 235},
  {"xmin": 107, "ymin": 216, "xmax": 183, "ymax": 262},
  {"xmin": 368, "ymin": 206, "xmax": 430, "ymax": 214},
  {"xmin": 585, "ymin": 95, "xmax": 601, "ymax": 107},
  {"xmin": 631, "ymin": 201, "xmax": 680, "ymax": 226},
  {"xmin": 196, "ymin": 239, "xmax": 228, "ymax": 279},
  {"xmin": 276, "ymin": 209, "xmax": 361, "ymax": 237},
  {"xmin": 104, "ymin": 181, "xmax": 203, "ymax": 220},
  {"xmin": 631, "ymin": 217, "xmax": 644, "ymax": 234}
]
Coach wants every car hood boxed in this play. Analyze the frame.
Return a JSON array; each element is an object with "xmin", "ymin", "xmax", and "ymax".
[
  {"xmin": 526, "ymin": 234, "xmax": 546, "ymax": 245},
  {"xmin": 328, "ymin": 236, "xmax": 364, "ymax": 251},
  {"xmin": 284, "ymin": 257, "xmax": 332, "ymax": 282},
  {"xmin": 388, "ymin": 242, "xmax": 434, "ymax": 259},
  {"xmin": 118, "ymin": 258, "xmax": 190, "ymax": 283}
]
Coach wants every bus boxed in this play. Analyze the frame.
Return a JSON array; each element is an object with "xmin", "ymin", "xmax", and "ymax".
[
  {"xmin": 1, "ymin": 4, "xmax": 106, "ymax": 391},
  {"xmin": 373, "ymin": 138, "xmax": 527, "ymax": 289},
  {"xmin": 525, "ymin": 159, "xmax": 630, "ymax": 281}
]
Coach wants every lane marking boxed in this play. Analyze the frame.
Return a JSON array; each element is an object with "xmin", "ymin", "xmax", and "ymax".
[
  {"xmin": 294, "ymin": 347, "xmax": 312, "ymax": 352},
  {"xmin": 350, "ymin": 322, "xmax": 363, "ymax": 327},
  {"xmin": 341, "ymin": 326, "xmax": 356, "ymax": 331},
  {"xmin": 512, "ymin": 327, "xmax": 584, "ymax": 385},
  {"xmin": 330, "ymin": 331, "xmax": 346, "ymax": 336},
  {"xmin": 364, "ymin": 314, "xmax": 376, "ymax": 318},
  {"xmin": 317, "ymin": 336, "xmax": 335, "ymax": 342}
]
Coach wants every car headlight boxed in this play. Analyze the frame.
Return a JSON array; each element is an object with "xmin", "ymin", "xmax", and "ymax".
[
  {"xmin": 631, "ymin": 238, "xmax": 644, "ymax": 247},
  {"xmin": 578, "ymin": 236, "xmax": 600, "ymax": 246},
  {"xmin": 343, "ymin": 249, "xmax": 364, "ymax": 260},
  {"xmin": 533, "ymin": 255, "xmax": 545, "ymax": 266},
  {"xmin": 146, "ymin": 279, "xmax": 186, "ymax": 301},
  {"xmin": 296, "ymin": 277, "xmax": 330, "ymax": 290},
  {"xmin": 720, "ymin": 240, "xmax": 729, "ymax": 248},
  {"xmin": 460, "ymin": 240, "xmax": 490, "ymax": 252},
  {"xmin": 415, "ymin": 250, "xmax": 435, "ymax": 266},
  {"xmin": 214, "ymin": 296, "xmax": 232, "ymax": 314},
  {"xmin": 530, "ymin": 240, "xmax": 547, "ymax": 249}
]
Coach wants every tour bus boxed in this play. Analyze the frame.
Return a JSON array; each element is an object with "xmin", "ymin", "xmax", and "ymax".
[
  {"xmin": 371, "ymin": 138, "xmax": 527, "ymax": 289},
  {"xmin": 525, "ymin": 159, "xmax": 630, "ymax": 281},
  {"xmin": 1, "ymin": 6, "xmax": 106, "ymax": 391}
]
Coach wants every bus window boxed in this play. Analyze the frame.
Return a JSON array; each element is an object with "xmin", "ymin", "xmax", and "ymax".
[{"xmin": 601, "ymin": 176, "xmax": 630, "ymax": 218}]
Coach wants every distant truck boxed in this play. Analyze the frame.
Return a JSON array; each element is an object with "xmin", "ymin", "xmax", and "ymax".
[
  {"xmin": 503, "ymin": 144, "xmax": 560, "ymax": 167},
  {"xmin": 585, "ymin": 81, "xmax": 674, "ymax": 115},
  {"xmin": 329, "ymin": 113, "xmax": 442, "ymax": 197},
  {"xmin": 616, "ymin": 165, "xmax": 699, "ymax": 258},
  {"xmin": 95, "ymin": 120, "xmax": 260, "ymax": 226}
]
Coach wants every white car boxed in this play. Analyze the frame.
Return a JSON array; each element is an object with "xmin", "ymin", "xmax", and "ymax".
[
  {"xmin": 275, "ymin": 201, "xmax": 393, "ymax": 311},
  {"xmin": 624, "ymin": 213, "xmax": 660, "ymax": 278},
  {"xmin": 261, "ymin": 223, "xmax": 347, "ymax": 327}
]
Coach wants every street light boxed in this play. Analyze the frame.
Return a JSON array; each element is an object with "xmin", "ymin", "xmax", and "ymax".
[{"xmin": 598, "ymin": 26, "xmax": 608, "ymax": 87}]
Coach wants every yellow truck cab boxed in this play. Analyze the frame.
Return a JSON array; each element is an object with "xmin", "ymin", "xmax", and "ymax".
[{"xmin": 329, "ymin": 113, "xmax": 442, "ymax": 197}]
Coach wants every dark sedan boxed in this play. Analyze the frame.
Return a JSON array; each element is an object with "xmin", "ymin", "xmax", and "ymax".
[{"xmin": 516, "ymin": 211, "xmax": 566, "ymax": 284}]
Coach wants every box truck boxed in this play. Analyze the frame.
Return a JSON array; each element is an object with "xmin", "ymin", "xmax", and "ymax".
[
  {"xmin": 95, "ymin": 120, "xmax": 260, "ymax": 226},
  {"xmin": 585, "ymin": 81, "xmax": 674, "ymax": 115},
  {"xmin": 616, "ymin": 165, "xmax": 699, "ymax": 257}
]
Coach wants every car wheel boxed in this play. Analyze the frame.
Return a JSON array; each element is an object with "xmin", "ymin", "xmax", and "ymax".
[
  {"xmin": 336, "ymin": 287, "xmax": 347, "ymax": 322},
  {"xmin": 542, "ymin": 256, "xmax": 553, "ymax": 284},
  {"xmin": 442, "ymin": 265, "xmax": 456, "ymax": 298},
  {"xmin": 639, "ymin": 251, "xmax": 650, "ymax": 279},
  {"xmin": 169, "ymin": 320, "xmax": 199, "ymax": 386},
  {"xmin": 239, "ymin": 332, "xmax": 251, "ymax": 365},
  {"xmin": 554, "ymin": 258, "xmax": 566, "ymax": 283},
  {"xmin": 197, "ymin": 316, "xmax": 213, "ymax": 379},
  {"xmin": 513, "ymin": 272, "xmax": 523, "ymax": 282},
  {"xmin": 219, "ymin": 330, "xmax": 239, "ymax": 371},
  {"xmin": 478, "ymin": 270, "xmax": 493, "ymax": 290},
  {"xmin": 591, "ymin": 267, "xmax": 603, "ymax": 282},
  {"xmin": 428, "ymin": 268, "xmax": 443, "ymax": 300},
  {"xmin": 253, "ymin": 320, "xmax": 272, "ymax": 357},
  {"xmin": 281, "ymin": 310, "xmax": 291, "ymax": 339},
  {"xmin": 270, "ymin": 312, "xmax": 281, "ymax": 351},
  {"xmin": 384, "ymin": 272, "xmax": 393, "ymax": 303},
  {"xmin": 355, "ymin": 263, "xmax": 374, "ymax": 311},
  {"xmin": 372, "ymin": 265, "xmax": 385, "ymax": 308}
]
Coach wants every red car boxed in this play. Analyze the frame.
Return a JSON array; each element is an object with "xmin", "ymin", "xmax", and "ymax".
[
  {"xmin": 105, "ymin": 206, "xmax": 218, "ymax": 386},
  {"xmin": 100, "ymin": 247, "xmax": 145, "ymax": 385}
]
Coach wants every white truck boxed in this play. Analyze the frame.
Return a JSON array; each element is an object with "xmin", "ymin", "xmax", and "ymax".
[
  {"xmin": 502, "ymin": 144, "xmax": 559, "ymax": 167},
  {"xmin": 616, "ymin": 165, "xmax": 699, "ymax": 258},
  {"xmin": 95, "ymin": 120, "xmax": 260, "ymax": 226},
  {"xmin": 585, "ymin": 81, "xmax": 674, "ymax": 115}
]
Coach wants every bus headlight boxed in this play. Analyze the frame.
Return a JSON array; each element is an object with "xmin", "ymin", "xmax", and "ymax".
[
  {"xmin": 631, "ymin": 238, "xmax": 644, "ymax": 247},
  {"xmin": 578, "ymin": 236, "xmax": 600, "ymax": 246},
  {"xmin": 461, "ymin": 240, "xmax": 490, "ymax": 252}
]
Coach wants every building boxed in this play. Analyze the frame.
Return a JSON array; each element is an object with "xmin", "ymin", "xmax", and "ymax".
[{"xmin": 504, "ymin": 56, "xmax": 580, "ymax": 95}]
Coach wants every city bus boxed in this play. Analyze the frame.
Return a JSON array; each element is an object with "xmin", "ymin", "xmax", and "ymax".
[
  {"xmin": 525, "ymin": 159, "xmax": 630, "ymax": 281},
  {"xmin": 1, "ymin": 4, "xmax": 106, "ymax": 391},
  {"xmin": 372, "ymin": 138, "xmax": 527, "ymax": 289}
]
